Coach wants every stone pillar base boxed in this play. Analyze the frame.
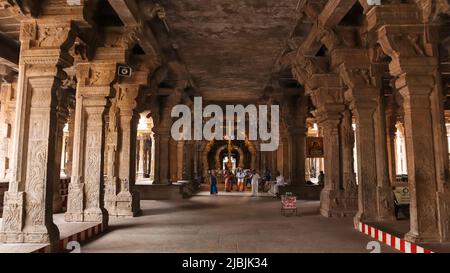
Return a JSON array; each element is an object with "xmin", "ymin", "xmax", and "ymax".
[
  {"xmin": 84, "ymin": 208, "xmax": 108, "ymax": 223},
  {"xmin": 377, "ymin": 186, "xmax": 396, "ymax": 221},
  {"xmin": 320, "ymin": 189, "xmax": 358, "ymax": 218},
  {"xmin": 113, "ymin": 191, "xmax": 141, "ymax": 218},
  {"xmin": 105, "ymin": 199, "xmax": 117, "ymax": 216},
  {"xmin": 437, "ymin": 192, "xmax": 450, "ymax": 242},
  {"xmin": 0, "ymin": 227, "xmax": 59, "ymax": 245},
  {"xmin": 65, "ymin": 182, "xmax": 84, "ymax": 222},
  {"xmin": 65, "ymin": 212, "xmax": 84, "ymax": 222},
  {"xmin": 1, "ymin": 192, "xmax": 60, "ymax": 245},
  {"xmin": 404, "ymin": 231, "xmax": 442, "ymax": 244},
  {"xmin": 403, "ymin": 192, "xmax": 450, "ymax": 243},
  {"xmin": 353, "ymin": 211, "xmax": 379, "ymax": 228}
]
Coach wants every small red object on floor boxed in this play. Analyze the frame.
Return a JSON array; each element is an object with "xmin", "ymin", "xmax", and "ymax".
[{"xmin": 281, "ymin": 193, "xmax": 297, "ymax": 216}]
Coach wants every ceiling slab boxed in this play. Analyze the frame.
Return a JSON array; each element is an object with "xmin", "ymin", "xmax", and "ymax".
[{"xmin": 160, "ymin": 0, "xmax": 300, "ymax": 101}]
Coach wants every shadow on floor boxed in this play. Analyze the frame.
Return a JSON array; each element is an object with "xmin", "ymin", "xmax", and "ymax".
[{"xmin": 140, "ymin": 202, "xmax": 221, "ymax": 216}]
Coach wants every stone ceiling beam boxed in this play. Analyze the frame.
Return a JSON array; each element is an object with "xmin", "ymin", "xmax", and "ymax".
[
  {"xmin": 106, "ymin": 0, "xmax": 162, "ymax": 67},
  {"xmin": 107, "ymin": 0, "xmax": 140, "ymax": 26},
  {"xmin": 300, "ymin": 0, "xmax": 357, "ymax": 55}
]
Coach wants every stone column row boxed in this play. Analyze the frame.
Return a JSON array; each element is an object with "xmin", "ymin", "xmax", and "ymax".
[
  {"xmin": 338, "ymin": 55, "xmax": 395, "ymax": 224},
  {"xmin": 65, "ymin": 61, "xmax": 115, "ymax": 224},
  {"xmin": 293, "ymin": 57, "xmax": 358, "ymax": 218}
]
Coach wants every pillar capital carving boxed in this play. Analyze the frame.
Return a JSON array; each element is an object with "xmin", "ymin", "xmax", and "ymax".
[
  {"xmin": 292, "ymin": 54, "xmax": 329, "ymax": 91},
  {"xmin": 75, "ymin": 62, "xmax": 117, "ymax": 104},
  {"xmin": 308, "ymin": 76, "xmax": 345, "ymax": 116},
  {"xmin": 20, "ymin": 20, "xmax": 71, "ymax": 48},
  {"xmin": 378, "ymin": 24, "xmax": 438, "ymax": 70},
  {"xmin": 93, "ymin": 28, "xmax": 140, "ymax": 63},
  {"xmin": 339, "ymin": 64, "xmax": 378, "ymax": 90}
]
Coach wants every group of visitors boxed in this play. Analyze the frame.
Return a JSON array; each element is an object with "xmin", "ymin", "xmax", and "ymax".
[{"xmin": 209, "ymin": 168, "xmax": 287, "ymax": 198}]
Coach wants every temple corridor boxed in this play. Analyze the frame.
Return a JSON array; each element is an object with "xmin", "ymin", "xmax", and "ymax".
[
  {"xmin": 81, "ymin": 197, "xmax": 397, "ymax": 253},
  {"xmin": 0, "ymin": 0, "xmax": 450, "ymax": 255}
]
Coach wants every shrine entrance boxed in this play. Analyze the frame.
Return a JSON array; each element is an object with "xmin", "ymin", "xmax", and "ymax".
[{"xmin": 197, "ymin": 139, "xmax": 257, "ymax": 194}]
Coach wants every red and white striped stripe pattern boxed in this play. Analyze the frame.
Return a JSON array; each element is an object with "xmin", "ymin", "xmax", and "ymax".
[
  {"xmin": 358, "ymin": 222, "xmax": 433, "ymax": 253},
  {"xmin": 33, "ymin": 223, "xmax": 106, "ymax": 253}
]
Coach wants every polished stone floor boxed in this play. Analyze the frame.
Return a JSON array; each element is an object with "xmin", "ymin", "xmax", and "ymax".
[{"xmin": 82, "ymin": 196, "xmax": 397, "ymax": 253}]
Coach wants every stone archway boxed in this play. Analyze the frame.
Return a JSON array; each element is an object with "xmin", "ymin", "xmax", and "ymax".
[
  {"xmin": 202, "ymin": 140, "xmax": 215, "ymax": 177},
  {"xmin": 214, "ymin": 144, "xmax": 245, "ymax": 169}
]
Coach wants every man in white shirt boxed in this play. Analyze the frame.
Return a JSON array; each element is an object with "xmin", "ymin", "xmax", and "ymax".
[
  {"xmin": 251, "ymin": 170, "xmax": 261, "ymax": 197},
  {"xmin": 275, "ymin": 171, "xmax": 286, "ymax": 197}
]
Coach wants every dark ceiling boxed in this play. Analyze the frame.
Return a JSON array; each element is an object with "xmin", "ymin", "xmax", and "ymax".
[{"xmin": 161, "ymin": 0, "xmax": 300, "ymax": 102}]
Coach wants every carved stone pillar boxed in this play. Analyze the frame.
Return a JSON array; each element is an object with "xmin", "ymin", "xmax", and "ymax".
[
  {"xmin": 287, "ymin": 128, "xmax": 307, "ymax": 185},
  {"xmin": 143, "ymin": 137, "xmax": 149, "ymax": 177},
  {"xmin": 53, "ymin": 91, "xmax": 71, "ymax": 213},
  {"xmin": 373, "ymin": 93, "xmax": 396, "ymax": 221},
  {"xmin": 177, "ymin": 140, "xmax": 185, "ymax": 181},
  {"xmin": 113, "ymin": 82, "xmax": 143, "ymax": 217},
  {"xmin": 0, "ymin": 81, "xmax": 15, "ymax": 181},
  {"xmin": 154, "ymin": 94, "xmax": 180, "ymax": 184},
  {"xmin": 158, "ymin": 132, "xmax": 170, "ymax": 184},
  {"xmin": 136, "ymin": 134, "xmax": 145, "ymax": 179},
  {"xmin": 282, "ymin": 96, "xmax": 308, "ymax": 186},
  {"xmin": 338, "ymin": 53, "xmax": 395, "ymax": 224},
  {"xmin": 65, "ymin": 107, "xmax": 75, "ymax": 177},
  {"xmin": 104, "ymin": 97, "xmax": 119, "ymax": 216},
  {"xmin": 184, "ymin": 141, "xmax": 193, "ymax": 180},
  {"xmin": 152, "ymin": 133, "xmax": 161, "ymax": 183},
  {"xmin": 169, "ymin": 138, "xmax": 177, "ymax": 182},
  {"xmin": 65, "ymin": 62, "xmax": 116, "ymax": 224},
  {"xmin": 379, "ymin": 23, "xmax": 450, "ymax": 242},
  {"xmin": 308, "ymin": 75, "xmax": 357, "ymax": 217},
  {"xmin": 385, "ymin": 95, "xmax": 397, "ymax": 184},
  {"xmin": 340, "ymin": 109, "xmax": 357, "ymax": 196},
  {"xmin": 277, "ymin": 135, "xmax": 289, "ymax": 179},
  {"xmin": 351, "ymin": 96, "xmax": 381, "ymax": 224},
  {"xmin": 150, "ymin": 133, "xmax": 156, "ymax": 181},
  {"xmin": 0, "ymin": 20, "xmax": 76, "ymax": 244},
  {"xmin": 317, "ymin": 108, "xmax": 347, "ymax": 217}
]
